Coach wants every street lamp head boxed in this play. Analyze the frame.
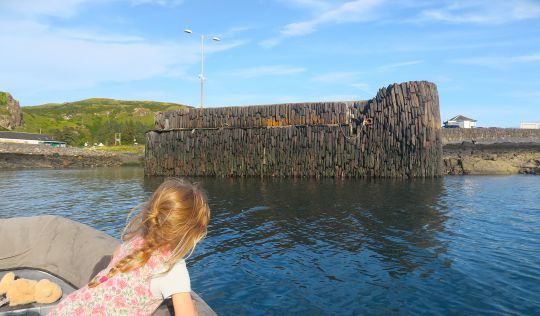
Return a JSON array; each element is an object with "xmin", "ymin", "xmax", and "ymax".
[
  {"xmin": 212, "ymin": 37, "xmax": 221, "ymax": 42},
  {"xmin": 184, "ymin": 29, "xmax": 193, "ymax": 34}
]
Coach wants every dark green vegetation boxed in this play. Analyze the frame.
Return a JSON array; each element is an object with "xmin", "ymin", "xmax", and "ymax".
[
  {"xmin": 0, "ymin": 92, "xmax": 9, "ymax": 115},
  {"xmin": 18, "ymin": 98, "xmax": 189, "ymax": 146},
  {"xmin": 0, "ymin": 92, "xmax": 8, "ymax": 105}
]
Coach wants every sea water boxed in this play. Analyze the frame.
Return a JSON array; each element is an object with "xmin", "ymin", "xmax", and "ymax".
[{"xmin": 0, "ymin": 168, "xmax": 538, "ymax": 315}]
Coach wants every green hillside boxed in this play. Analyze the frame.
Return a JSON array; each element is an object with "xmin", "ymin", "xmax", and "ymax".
[{"xmin": 17, "ymin": 98, "xmax": 189, "ymax": 146}]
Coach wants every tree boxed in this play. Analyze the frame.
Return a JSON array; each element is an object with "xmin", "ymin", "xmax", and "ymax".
[
  {"xmin": 94, "ymin": 120, "xmax": 121, "ymax": 145},
  {"xmin": 51, "ymin": 127, "xmax": 83, "ymax": 146}
]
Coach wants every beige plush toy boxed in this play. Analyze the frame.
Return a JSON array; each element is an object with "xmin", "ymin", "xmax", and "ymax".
[
  {"xmin": 0, "ymin": 272, "xmax": 63, "ymax": 307},
  {"xmin": 0, "ymin": 272, "xmax": 15, "ymax": 295},
  {"xmin": 34, "ymin": 279, "xmax": 63, "ymax": 304},
  {"xmin": 7, "ymin": 279, "xmax": 37, "ymax": 306}
]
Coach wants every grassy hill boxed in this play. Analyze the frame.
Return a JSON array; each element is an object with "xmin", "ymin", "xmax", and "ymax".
[{"xmin": 17, "ymin": 98, "xmax": 189, "ymax": 146}]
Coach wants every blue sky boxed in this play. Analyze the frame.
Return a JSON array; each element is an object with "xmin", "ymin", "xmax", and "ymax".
[{"xmin": 0, "ymin": 0, "xmax": 539, "ymax": 127}]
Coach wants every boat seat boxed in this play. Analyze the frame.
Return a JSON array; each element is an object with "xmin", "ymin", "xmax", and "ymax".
[{"xmin": 0, "ymin": 215, "xmax": 215, "ymax": 316}]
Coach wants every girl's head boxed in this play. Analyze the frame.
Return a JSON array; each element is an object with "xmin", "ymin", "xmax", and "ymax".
[
  {"xmin": 127, "ymin": 178, "xmax": 210, "ymax": 259},
  {"xmin": 89, "ymin": 178, "xmax": 210, "ymax": 288}
]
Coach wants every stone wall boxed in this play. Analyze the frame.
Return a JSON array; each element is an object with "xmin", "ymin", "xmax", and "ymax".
[
  {"xmin": 441, "ymin": 128, "xmax": 540, "ymax": 145},
  {"xmin": 0, "ymin": 143, "xmax": 124, "ymax": 169},
  {"xmin": 155, "ymin": 101, "xmax": 366, "ymax": 129},
  {"xmin": 145, "ymin": 81, "xmax": 443, "ymax": 178},
  {"xmin": 443, "ymin": 143, "xmax": 540, "ymax": 175}
]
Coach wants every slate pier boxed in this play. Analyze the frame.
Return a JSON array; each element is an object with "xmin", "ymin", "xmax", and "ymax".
[{"xmin": 145, "ymin": 81, "xmax": 443, "ymax": 178}]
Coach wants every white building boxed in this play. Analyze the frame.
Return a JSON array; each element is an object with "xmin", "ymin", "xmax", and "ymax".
[
  {"xmin": 520, "ymin": 122, "xmax": 540, "ymax": 129},
  {"xmin": 0, "ymin": 131, "xmax": 66, "ymax": 147},
  {"xmin": 444, "ymin": 115, "xmax": 477, "ymax": 128}
]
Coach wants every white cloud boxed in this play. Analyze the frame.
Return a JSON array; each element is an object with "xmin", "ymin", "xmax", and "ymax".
[
  {"xmin": 260, "ymin": 38, "xmax": 281, "ymax": 48},
  {"xmin": 421, "ymin": 0, "xmax": 540, "ymax": 24},
  {"xmin": 450, "ymin": 53, "xmax": 540, "ymax": 68},
  {"xmin": 129, "ymin": 0, "xmax": 183, "ymax": 7},
  {"xmin": 0, "ymin": 0, "xmax": 91, "ymax": 18},
  {"xmin": 281, "ymin": 21, "xmax": 319, "ymax": 37},
  {"xmin": 502, "ymin": 90, "xmax": 540, "ymax": 98},
  {"xmin": 514, "ymin": 53, "xmax": 540, "ymax": 62},
  {"xmin": 209, "ymin": 94, "xmax": 304, "ymax": 106},
  {"xmin": 0, "ymin": 20, "xmax": 243, "ymax": 97},
  {"xmin": 280, "ymin": 0, "xmax": 335, "ymax": 12},
  {"xmin": 262, "ymin": 0, "xmax": 384, "ymax": 47},
  {"xmin": 311, "ymin": 71, "xmax": 363, "ymax": 82},
  {"xmin": 0, "ymin": 0, "xmax": 184, "ymax": 18},
  {"xmin": 230, "ymin": 66, "xmax": 306, "ymax": 78},
  {"xmin": 377, "ymin": 60, "xmax": 422, "ymax": 71},
  {"xmin": 221, "ymin": 26, "xmax": 255, "ymax": 38},
  {"xmin": 211, "ymin": 91, "xmax": 364, "ymax": 106},
  {"xmin": 349, "ymin": 82, "xmax": 373, "ymax": 96},
  {"xmin": 57, "ymin": 30, "xmax": 144, "ymax": 43},
  {"xmin": 350, "ymin": 82, "xmax": 369, "ymax": 90},
  {"xmin": 312, "ymin": 94, "xmax": 360, "ymax": 101},
  {"xmin": 262, "ymin": 0, "xmax": 540, "ymax": 48},
  {"xmin": 310, "ymin": 72, "xmax": 373, "ymax": 95}
]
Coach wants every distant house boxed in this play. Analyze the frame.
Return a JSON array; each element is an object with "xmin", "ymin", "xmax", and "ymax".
[
  {"xmin": 444, "ymin": 115, "xmax": 477, "ymax": 128},
  {"xmin": 520, "ymin": 122, "xmax": 540, "ymax": 129},
  {"xmin": 0, "ymin": 131, "xmax": 66, "ymax": 147}
]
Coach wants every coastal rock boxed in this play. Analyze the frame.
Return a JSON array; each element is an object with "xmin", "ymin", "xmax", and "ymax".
[
  {"xmin": 443, "ymin": 143, "xmax": 540, "ymax": 175},
  {"xmin": 0, "ymin": 143, "xmax": 134, "ymax": 169},
  {"xmin": 0, "ymin": 92, "xmax": 24, "ymax": 130},
  {"xmin": 460, "ymin": 157, "xmax": 520, "ymax": 175},
  {"xmin": 520, "ymin": 159, "xmax": 540, "ymax": 175}
]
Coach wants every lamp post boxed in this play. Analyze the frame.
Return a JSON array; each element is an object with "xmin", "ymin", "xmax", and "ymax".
[{"xmin": 184, "ymin": 29, "xmax": 221, "ymax": 108}]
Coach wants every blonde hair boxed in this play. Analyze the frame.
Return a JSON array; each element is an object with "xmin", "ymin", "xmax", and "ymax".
[{"xmin": 88, "ymin": 178, "xmax": 210, "ymax": 288}]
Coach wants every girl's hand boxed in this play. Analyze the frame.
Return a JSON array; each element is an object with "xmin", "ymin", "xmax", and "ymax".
[{"xmin": 172, "ymin": 292, "xmax": 198, "ymax": 316}]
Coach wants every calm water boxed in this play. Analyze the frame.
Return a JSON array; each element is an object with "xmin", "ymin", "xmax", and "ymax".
[{"xmin": 0, "ymin": 168, "xmax": 539, "ymax": 315}]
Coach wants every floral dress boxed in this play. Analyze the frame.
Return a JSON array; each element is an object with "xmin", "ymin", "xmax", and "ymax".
[{"xmin": 48, "ymin": 236, "xmax": 170, "ymax": 316}]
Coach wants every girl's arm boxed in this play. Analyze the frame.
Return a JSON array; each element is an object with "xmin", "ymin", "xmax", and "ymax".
[
  {"xmin": 172, "ymin": 292, "xmax": 198, "ymax": 316},
  {"xmin": 112, "ymin": 245, "xmax": 121, "ymax": 258}
]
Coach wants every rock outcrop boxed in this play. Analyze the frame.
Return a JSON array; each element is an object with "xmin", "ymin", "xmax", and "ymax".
[
  {"xmin": 443, "ymin": 142, "xmax": 540, "ymax": 175},
  {"xmin": 0, "ymin": 143, "xmax": 137, "ymax": 169},
  {"xmin": 0, "ymin": 92, "xmax": 24, "ymax": 130}
]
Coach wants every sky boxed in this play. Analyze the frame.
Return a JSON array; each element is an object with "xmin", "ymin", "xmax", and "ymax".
[{"xmin": 0, "ymin": 0, "xmax": 539, "ymax": 127}]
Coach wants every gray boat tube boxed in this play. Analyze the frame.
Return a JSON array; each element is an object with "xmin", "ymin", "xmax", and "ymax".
[{"xmin": 0, "ymin": 215, "xmax": 216, "ymax": 315}]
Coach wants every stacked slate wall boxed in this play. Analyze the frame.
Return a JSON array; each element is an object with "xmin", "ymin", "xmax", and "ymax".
[
  {"xmin": 145, "ymin": 81, "xmax": 443, "ymax": 178},
  {"xmin": 441, "ymin": 128, "xmax": 540, "ymax": 145}
]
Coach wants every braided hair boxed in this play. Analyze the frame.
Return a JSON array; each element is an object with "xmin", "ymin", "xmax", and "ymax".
[{"xmin": 88, "ymin": 178, "xmax": 210, "ymax": 288}]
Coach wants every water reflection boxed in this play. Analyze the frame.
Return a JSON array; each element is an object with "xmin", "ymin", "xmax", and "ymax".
[{"xmin": 144, "ymin": 176, "xmax": 450, "ymax": 314}]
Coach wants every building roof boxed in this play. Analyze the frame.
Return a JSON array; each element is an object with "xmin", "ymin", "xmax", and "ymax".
[
  {"xmin": 446, "ymin": 115, "xmax": 477, "ymax": 122},
  {"xmin": 0, "ymin": 131, "xmax": 52, "ymax": 141}
]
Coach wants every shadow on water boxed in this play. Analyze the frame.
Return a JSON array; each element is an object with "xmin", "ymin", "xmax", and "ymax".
[{"xmin": 145, "ymin": 176, "xmax": 449, "ymax": 314}]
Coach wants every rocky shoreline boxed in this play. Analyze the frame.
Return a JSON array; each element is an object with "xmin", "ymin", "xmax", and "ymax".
[
  {"xmin": 443, "ymin": 142, "xmax": 540, "ymax": 175},
  {"xmin": 0, "ymin": 143, "xmax": 143, "ymax": 169},
  {"xmin": 1, "ymin": 142, "xmax": 538, "ymax": 176}
]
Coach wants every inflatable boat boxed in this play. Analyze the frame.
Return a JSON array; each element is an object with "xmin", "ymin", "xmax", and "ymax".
[{"xmin": 0, "ymin": 215, "xmax": 216, "ymax": 315}]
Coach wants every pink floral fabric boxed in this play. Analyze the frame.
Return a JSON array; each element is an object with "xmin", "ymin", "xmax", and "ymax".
[{"xmin": 48, "ymin": 236, "xmax": 170, "ymax": 316}]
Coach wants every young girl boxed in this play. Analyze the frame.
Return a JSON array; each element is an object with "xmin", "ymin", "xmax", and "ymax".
[{"xmin": 49, "ymin": 178, "xmax": 211, "ymax": 316}]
